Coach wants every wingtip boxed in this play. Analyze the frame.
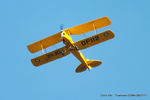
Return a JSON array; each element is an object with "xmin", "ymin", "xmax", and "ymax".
[{"xmin": 104, "ymin": 16, "xmax": 111, "ymax": 25}]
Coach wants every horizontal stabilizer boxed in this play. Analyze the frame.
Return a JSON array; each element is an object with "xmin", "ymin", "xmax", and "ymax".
[
  {"xmin": 75, "ymin": 63, "xmax": 87, "ymax": 73},
  {"xmin": 31, "ymin": 46, "xmax": 70, "ymax": 66},
  {"xmin": 86, "ymin": 59, "xmax": 102, "ymax": 67},
  {"xmin": 74, "ymin": 30, "xmax": 115, "ymax": 50},
  {"xmin": 27, "ymin": 32, "xmax": 62, "ymax": 53},
  {"xmin": 75, "ymin": 59, "xmax": 102, "ymax": 73},
  {"xmin": 64, "ymin": 16, "xmax": 111, "ymax": 35}
]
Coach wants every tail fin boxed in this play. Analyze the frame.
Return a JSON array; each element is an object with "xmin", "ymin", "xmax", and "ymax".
[{"xmin": 75, "ymin": 59, "xmax": 102, "ymax": 73}]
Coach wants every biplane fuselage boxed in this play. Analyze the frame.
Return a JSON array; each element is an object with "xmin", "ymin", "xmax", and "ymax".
[
  {"xmin": 61, "ymin": 31, "xmax": 92, "ymax": 70},
  {"xmin": 27, "ymin": 16, "xmax": 115, "ymax": 73}
]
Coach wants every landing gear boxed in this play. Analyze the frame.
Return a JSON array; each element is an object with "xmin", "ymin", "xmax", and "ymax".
[
  {"xmin": 62, "ymin": 39, "xmax": 65, "ymax": 43},
  {"xmin": 75, "ymin": 46, "xmax": 78, "ymax": 50}
]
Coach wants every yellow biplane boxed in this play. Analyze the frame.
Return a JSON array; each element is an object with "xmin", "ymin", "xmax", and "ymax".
[{"xmin": 27, "ymin": 16, "xmax": 115, "ymax": 73}]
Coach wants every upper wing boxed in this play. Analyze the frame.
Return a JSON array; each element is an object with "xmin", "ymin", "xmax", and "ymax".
[
  {"xmin": 64, "ymin": 16, "xmax": 111, "ymax": 35},
  {"xmin": 27, "ymin": 17, "xmax": 111, "ymax": 53},
  {"xmin": 27, "ymin": 32, "xmax": 62, "ymax": 53},
  {"xmin": 74, "ymin": 30, "xmax": 115, "ymax": 50},
  {"xmin": 31, "ymin": 46, "xmax": 70, "ymax": 66}
]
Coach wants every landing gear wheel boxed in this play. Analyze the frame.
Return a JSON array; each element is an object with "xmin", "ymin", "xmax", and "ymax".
[
  {"xmin": 75, "ymin": 46, "xmax": 78, "ymax": 50},
  {"xmin": 62, "ymin": 39, "xmax": 65, "ymax": 43}
]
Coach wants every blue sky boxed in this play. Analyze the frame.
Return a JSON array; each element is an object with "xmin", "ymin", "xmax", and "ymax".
[{"xmin": 0, "ymin": 0, "xmax": 150, "ymax": 100}]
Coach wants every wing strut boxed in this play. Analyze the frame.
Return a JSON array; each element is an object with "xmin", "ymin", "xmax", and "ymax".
[
  {"xmin": 40, "ymin": 43, "xmax": 46, "ymax": 54},
  {"xmin": 93, "ymin": 23, "xmax": 97, "ymax": 34}
]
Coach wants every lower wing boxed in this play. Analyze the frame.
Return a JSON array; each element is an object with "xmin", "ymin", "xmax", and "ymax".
[
  {"xmin": 74, "ymin": 30, "xmax": 115, "ymax": 50},
  {"xmin": 31, "ymin": 46, "xmax": 70, "ymax": 66}
]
